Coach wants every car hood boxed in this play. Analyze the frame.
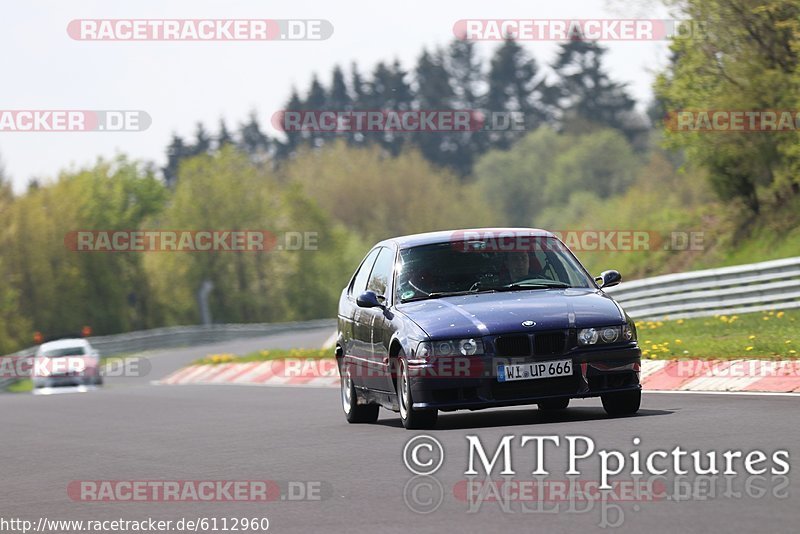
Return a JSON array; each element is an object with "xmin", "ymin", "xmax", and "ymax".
[{"xmin": 395, "ymin": 288, "xmax": 625, "ymax": 338}]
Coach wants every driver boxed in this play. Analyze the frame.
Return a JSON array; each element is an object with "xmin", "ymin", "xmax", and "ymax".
[{"xmin": 505, "ymin": 251, "xmax": 530, "ymax": 282}]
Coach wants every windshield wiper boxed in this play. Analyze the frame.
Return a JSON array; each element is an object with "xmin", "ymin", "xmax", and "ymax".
[
  {"xmin": 492, "ymin": 282, "xmax": 572, "ymax": 291},
  {"xmin": 400, "ymin": 286, "xmax": 496, "ymax": 303}
]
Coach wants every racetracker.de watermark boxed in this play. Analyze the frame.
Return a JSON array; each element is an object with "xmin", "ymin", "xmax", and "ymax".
[
  {"xmin": 67, "ymin": 480, "xmax": 331, "ymax": 502},
  {"xmin": 449, "ymin": 230, "xmax": 705, "ymax": 252},
  {"xmin": 453, "ymin": 19, "xmax": 707, "ymax": 41},
  {"xmin": 667, "ymin": 360, "xmax": 800, "ymax": 378},
  {"xmin": 67, "ymin": 19, "xmax": 333, "ymax": 41},
  {"xmin": 0, "ymin": 111, "xmax": 150, "ymax": 132},
  {"xmin": 666, "ymin": 110, "xmax": 800, "ymax": 132},
  {"xmin": 64, "ymin": 230, "xmax": 318, "ymax": 252},
  {"xmin": 271, "ymin": 110, "xmax": 526, "ymax": 132}
]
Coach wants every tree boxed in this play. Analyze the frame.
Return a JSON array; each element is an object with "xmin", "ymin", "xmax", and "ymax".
[
  {"xmin": 545, "ymin": 129, "xmax": 638, "ymax": 204},
  {"xmin": 550, "ymin": 40, "xmax": 640, "ymax": 140},
  {"xmin": 217, "ymin": 119, "xmax": 234, "ymax": 150},
  {"xmin": 282, "ymin": 141, "xmax": 491, "ymax": 244},
  {"xmin": 6, "ymin": 158, "xmax": 166, "ymax": 337},
  {"xmin": 238, "ymin": 112, "xmax": 272, "ymax": 164},
  {"xmin": 188, "ymin": 122, "xmax": 212, "ymax": 157},
  {"xmin": 486, "ymin": 37, "xmax": 553, "ymax": 149},
  {"xmin": 473, "ymin": 127, "xmax": 569, "ymax": 225},
  {"xmin": 655, "ymin": 0, "xmax": 800, "ymax": 216},
  {"xmin": 163, "ymin": 134, "xmax": 190, "ymax": 188},
  {"xmin": 144, "ymin": 147, "xmax": 287, "ymax": 324}
]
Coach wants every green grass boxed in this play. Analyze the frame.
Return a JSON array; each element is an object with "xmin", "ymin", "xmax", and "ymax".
[
  {"xmin": 5, "ymin": 378, "xmax": 33, "ymax": 393},
  {"xmin": 191, "ymin": 309, "xmax": 799, "ymax": 367},
  {"xmin": 637, "ymin": 309, "xmax": 799, "ymax": 360},
  {"xmin": 194, "ymin": 347, "xmax": 334, "ymax": 365}
]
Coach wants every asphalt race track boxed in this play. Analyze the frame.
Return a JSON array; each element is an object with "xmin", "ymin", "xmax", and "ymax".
[{"xmin": 1, "ymin": 326, "xmax": 798, "ymax": 533}]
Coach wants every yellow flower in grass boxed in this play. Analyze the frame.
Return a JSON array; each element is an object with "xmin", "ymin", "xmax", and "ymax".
[
  {"xmin": 748, "ymin": 335, "xmax": 756, "ymax": 340},
  {"xmin": 745, "ymin": 346, "xmax": 754, "ymax": 351},
  {"xmin": 786, "ymin": 340, "xmax": 793, "ymax": 344},
  {"xmin": 776, "ymin": 311, "xmax": 785, "ymax": 318},
  {"xmin": 790, "ymin": 350, "xmax": 797, "ymax": 355},
  {"xmin": 675, "ymin": 339, "xmax": 682, "ymax": 344},
  {"xmin": 676, "ymin": 319, "xmax": 684, "ymax": 325},
  {"xmin": 720, "ymin": 315, "xmax": 729, "ymax": 322},
  {"xmin": 763, "ymin": 316, "xmax": 770, "ymax": 321}
]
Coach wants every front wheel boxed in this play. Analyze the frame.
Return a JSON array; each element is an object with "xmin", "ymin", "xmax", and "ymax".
[
  {"xmin": 340, "ymin": 360, "xmax": 379, "ymax": 424},
  {"xmin": 397, "ymin": 353, "xmax": 438, "ymax": 430},
  {"xmin": 601, "ymin": 389, "xmax": 641, "ymax": 416}
]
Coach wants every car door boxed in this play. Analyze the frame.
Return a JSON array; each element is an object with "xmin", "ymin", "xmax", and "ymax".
[
  {"xmin": 361, "ymin": 246, "xmax": 396, "ymax": 391},
  {"xmin": 346, "ymin": 248, "xmax": 380, "ymax": 388}
]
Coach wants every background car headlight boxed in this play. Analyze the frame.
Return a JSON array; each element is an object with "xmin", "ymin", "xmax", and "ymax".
[
  {"xmin": 416, "ymin": 338, "xmax": 484, "ymax": 358},
  {"xmin": 578, "ymin": 325, "xmax": 635, "ymax": 345}
]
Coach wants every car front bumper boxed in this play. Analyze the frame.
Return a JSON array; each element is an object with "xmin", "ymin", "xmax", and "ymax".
[
  {"xmin": 408, "ymin": 346, "xmax": 641, "ymax": 410},
  {"xmin": 32, "ymin": 374, "xmax": 99, "ymax": 388}
]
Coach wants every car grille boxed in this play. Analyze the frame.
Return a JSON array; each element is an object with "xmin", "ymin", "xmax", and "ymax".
[
  {"xmin": 494, "ymin": 335, "xmax": 531, "ymax": 357},
  {"xmin": 534, "ymin": 332, "xmax": 566, "ymax": 356},
  {"xmin": 494, "ymin": 331, "xmax": 568, "ymax": 358}
]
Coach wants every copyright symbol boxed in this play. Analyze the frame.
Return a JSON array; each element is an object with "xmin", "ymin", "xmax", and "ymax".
[
  {"xmin": 403, "ymin": 434, "xmax": 444, "ymax": 475},
  {"xmin": 403, "ymin": 476, "xmax": 444, "ymax": 514}
]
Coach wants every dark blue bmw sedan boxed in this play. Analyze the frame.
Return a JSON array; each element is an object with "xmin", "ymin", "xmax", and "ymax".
[{"xmin": 336, "ymin": 228, "xmax": 642, "ymax": 429}]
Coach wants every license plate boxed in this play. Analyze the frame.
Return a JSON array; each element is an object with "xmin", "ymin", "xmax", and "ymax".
[{"xmin": 497, "ymin": 360, "xmax": 573, "ymax": 382}]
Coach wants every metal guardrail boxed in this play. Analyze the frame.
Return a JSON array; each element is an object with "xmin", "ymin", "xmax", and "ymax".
[
  {"xmin": 1, "ymin": 318, "xmax": 336, "ymax": 390},
  {"xmin": 605, "ymin": 257, "xmax": 800, "ymax": 320}
]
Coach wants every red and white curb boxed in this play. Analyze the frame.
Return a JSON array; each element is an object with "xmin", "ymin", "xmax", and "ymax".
[{"xmin": 157, "ymin": 359, "xmax": 800, "ymax": 393}]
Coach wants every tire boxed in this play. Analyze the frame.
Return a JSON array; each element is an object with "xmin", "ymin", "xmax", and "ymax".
[
  {"xmin": 601, "ymin": 389, "xmax": 641, "ymax": 416},
  {"xmin": 538, "ymin": 398, "xmax": 569, "ymax": 411},
  {"xmin": 340, "ymin": 360, "xmax": 379, "ymax": 424},
  {"xmin": 397, "ymin": 352, "xmax": 438, "ymax": 430}
]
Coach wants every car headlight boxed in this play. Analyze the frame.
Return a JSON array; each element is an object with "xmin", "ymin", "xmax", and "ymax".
[
  {"xmin": 416, "ymin": 338, "xmax": 484, "ymax": 359},
  {"xmin": 578, "ymin": 324, "xmax": 636, "ymax": 346}
]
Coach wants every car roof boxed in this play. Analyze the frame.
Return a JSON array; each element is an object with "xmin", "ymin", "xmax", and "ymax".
[
  {"xmin": 377, "ymin": 228, "xmax": 557, "ymax": 250},
  {"xmin": 39, "ymin": 338, "xmax": 90, "ymax": 350}
]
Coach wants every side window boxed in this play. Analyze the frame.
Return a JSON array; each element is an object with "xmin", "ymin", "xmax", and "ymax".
[
  {"xmin": 350, "ymin": 249, "xmax": 380, "ymax": 296},
  {"xmin": 366, "ymin": 248, "xmax": 395, "ymax": 298}
]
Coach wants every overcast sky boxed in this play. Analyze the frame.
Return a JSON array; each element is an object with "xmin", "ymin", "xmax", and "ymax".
[{"xmin": 1, "ymin": 0, "xmax": 673, "ymax": 192}]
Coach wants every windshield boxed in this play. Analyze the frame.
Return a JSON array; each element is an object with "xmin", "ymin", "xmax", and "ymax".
[
  {"xmin": 395, "ymin": 238, "xmax": 594, "ymax": 302},
  {"xmin": 41, "ymin": 346, "xmax": 86, "ymax": 358}
]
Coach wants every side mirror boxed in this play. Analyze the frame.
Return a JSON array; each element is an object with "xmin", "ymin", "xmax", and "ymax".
[
  {"xmin": 356, "ymin": 290, "xmax": 384, "ymax": 309},
  {"xmin": 595, "ymin": 270, "xmax": 622, "ymax": 289}
]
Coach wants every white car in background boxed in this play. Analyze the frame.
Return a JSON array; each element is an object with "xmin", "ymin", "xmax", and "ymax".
[{"xmin": 31, "ymin": 338, "xmax": 103, "ymax": 389}]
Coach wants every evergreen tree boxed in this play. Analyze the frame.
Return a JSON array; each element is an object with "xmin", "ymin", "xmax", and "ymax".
[
  {"xmin": 217, "ymin": 119, "xmax": 234, "ymax": 150},
  {"xmin": 486, "ymin": 37, "xmax": 552, "ymax": 149},
  {"xmin": 188, "ymin": 123, "xmax": 212, "ymax": 157},
  {"xmin": 274, "ymin": 90, "xmax": 303, "ymax": 160},
  {"xmin": 238, "ymin": 112, "xmax": 271, "ymax": 164},
  {"xmin": 551, "ymin": 40, "xmax": 640, "ymax": 140},
  {"xmin": 163, "ymin": 134, "xmax": 190, "ymax": 188}
]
